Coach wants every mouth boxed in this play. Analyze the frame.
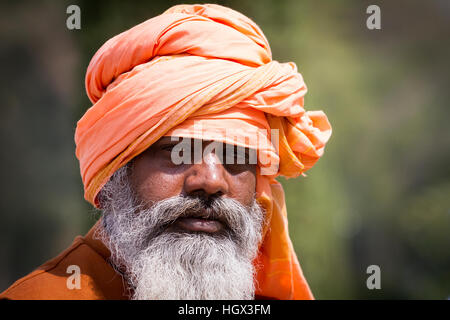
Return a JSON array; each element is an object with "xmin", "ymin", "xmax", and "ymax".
[
  {"xmin": 173, "ymin": 217, "xmax": 224, "ymax": 233},
  {"xmin": 167, "ymin": 209, "xmax": 226, "ymax": 234}
]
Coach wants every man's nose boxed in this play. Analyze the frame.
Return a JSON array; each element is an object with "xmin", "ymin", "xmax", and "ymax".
[{"xmin": 183, "ymin": 150, "xmax": 229, "ymax": 198}]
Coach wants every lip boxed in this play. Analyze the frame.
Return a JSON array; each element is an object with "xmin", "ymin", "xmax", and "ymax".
[{"xmin": 173, "ymin": 217, "xmax": 224, "ymax": 233}]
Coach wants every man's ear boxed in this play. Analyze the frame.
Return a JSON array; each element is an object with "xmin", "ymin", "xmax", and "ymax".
[{"xmin": 95, "ymin": 191, "xmax": 105, "ymax": 210}]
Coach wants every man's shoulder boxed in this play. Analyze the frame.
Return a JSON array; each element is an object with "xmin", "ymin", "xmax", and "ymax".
[
  {"xmin": 0, "ymin": 236, "xmax": 84, "ymax": 299},
  {"xmin": 0, "ymin": 232, "xmax": 126, "ymax": 300}
]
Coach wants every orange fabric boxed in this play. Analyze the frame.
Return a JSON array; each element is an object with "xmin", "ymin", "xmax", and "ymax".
[
  {"xmin": 74, "ymin": 4, "xmax": 331, "ymax": 300},
  {"xmin": 0, "ymin": 220, "xmax": 275, "ymax": 300},
  {"xmin": 0, "ymin": 221, "xmax": 128, "ymax": 300}
]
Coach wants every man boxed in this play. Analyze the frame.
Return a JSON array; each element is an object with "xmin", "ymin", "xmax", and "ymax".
[{"xmin": 1, "ymin": 4, "xmax": 331, "ymax": 300}]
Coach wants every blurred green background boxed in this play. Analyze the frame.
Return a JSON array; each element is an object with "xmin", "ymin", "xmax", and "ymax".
[{"xmin": 0, "ymin": 0, "xmax": 449, "ymax": 299}]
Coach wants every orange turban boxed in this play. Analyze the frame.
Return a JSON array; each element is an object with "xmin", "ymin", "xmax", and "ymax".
[{"xmin": 75, "ymin": 4, "xmax": 331, "ymax": 300}]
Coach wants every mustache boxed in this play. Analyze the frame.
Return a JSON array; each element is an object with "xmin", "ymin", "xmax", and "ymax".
[{"xmin": 140, "ymin": 195, "xmax": 249, "ymax": 236}]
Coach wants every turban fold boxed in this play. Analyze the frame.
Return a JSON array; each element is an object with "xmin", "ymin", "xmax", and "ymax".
[{"xmin": 75, "ymin": 4, "xmax": 331, "ymax": 300}]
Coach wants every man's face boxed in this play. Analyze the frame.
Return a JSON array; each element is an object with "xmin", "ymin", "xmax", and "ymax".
[
  {"xmin": 130, "ymin": 136, "xmax": 257, "ymax": 233},
  {"xmin": 97, "ymin": 136, "xmax": 264, "ymax": 300}
]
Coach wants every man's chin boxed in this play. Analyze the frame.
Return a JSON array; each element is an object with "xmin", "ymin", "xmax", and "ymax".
[{"xmin": 130, "ymin": 231, "xmax": 256, "ymax": 300}]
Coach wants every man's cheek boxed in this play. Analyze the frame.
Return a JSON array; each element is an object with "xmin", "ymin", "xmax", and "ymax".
[
  {"xmin": 138, "ymin": 174, "xmax": 183, "ymax": 202},
  {"xmin": 235, "ymin": 173, "xmax": 256, "ymax": 206}
]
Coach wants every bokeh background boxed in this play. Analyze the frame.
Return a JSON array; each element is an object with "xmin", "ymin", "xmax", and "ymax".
[{"xmin": 1, "ymin": 0, "xmax": 449, "ymax": 299}]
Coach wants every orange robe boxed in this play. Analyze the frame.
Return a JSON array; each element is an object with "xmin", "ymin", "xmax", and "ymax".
[
  {"xmin": 0, "ymin": 221, "xmax": 127, "ymax": 300},
  {"xmin": 0, "ymin": 220, "xmax": 278, "ymax": 300}
]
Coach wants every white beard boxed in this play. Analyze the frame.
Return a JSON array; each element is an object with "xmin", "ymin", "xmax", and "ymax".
[{"xmin": 95, "ymin": 165, "xmax": 264, "ymax": 300}]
